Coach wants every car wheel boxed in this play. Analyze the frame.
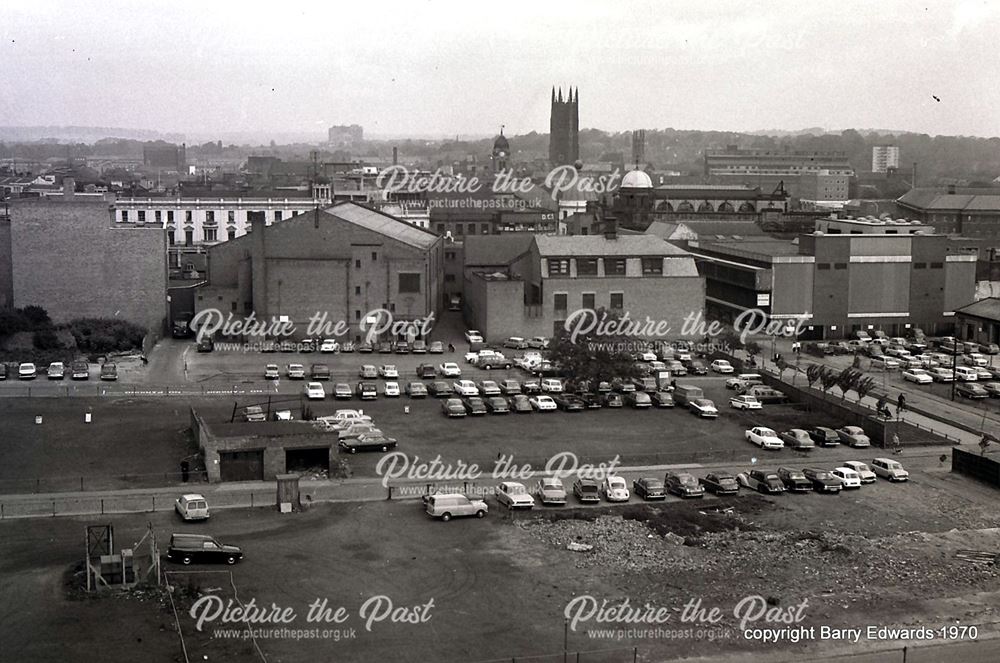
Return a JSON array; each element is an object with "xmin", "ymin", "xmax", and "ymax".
[
  {"xmin": 181, "ymin": 555, "xmax": 193, "ymax": 565},
  {"xmin": 476, "ymin": 510, "xmax": 486, "ymax": 518},
  {"xmin": 226, "ymin": 555, "xmax": 237, "ymax": 565},
  {"xmin": 441, "ymin": 513, "xmax": 451, "ymax": 522}
]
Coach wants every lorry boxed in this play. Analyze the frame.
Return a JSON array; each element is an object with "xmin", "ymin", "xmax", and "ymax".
[{"xmin": 671, "ymin": 384, "xmax": 704, "ymax": 407}]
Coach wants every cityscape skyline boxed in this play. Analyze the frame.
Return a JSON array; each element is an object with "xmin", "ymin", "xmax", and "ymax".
[{"xmin": 2, "ymin": 1, "xmax": 999, "ymax": 140}]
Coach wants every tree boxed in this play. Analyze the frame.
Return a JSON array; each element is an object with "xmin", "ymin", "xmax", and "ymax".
[
  {"xmin": 835, "ymin": 367, "xmax": 862, "ymax": 400},
  {"xmin": 855, "ymin": 376, "xmax": 877, "ymax": 403},
  {"xmin": 775, "ymin": 355, "xmax": 793, "ymax": 382},
  {"xmin": 818, "ymin": 366, "xmax": 839, "ymax": 399},
  {"xmin": 805, "ymin": 364, "xmax": 823, "ymax": 389},
  {"xmin": 546, "ymin": 308, "xmax": 641, "ymax": 388}
]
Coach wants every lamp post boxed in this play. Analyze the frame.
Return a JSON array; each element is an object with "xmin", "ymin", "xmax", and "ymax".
[{"xmin": 950, "ymin": 346, "xmax": 957, "ymax": 402}]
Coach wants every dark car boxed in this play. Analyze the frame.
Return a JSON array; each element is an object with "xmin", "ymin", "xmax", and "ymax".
[
  {"xmin": 485, "ymin": 396, "xmax": 510, "ymax": 414},
  {"xmin": 70, "ymin": 361, "xmax": 89, "ymax": 380},
  {"xmin": 576, "ymin": 392, "xmax": 603, "ymax": 409},
  {"xmin": 777, "ymin": 467, "xmax": 812, "ymax": 492},
  {"xmin": 700, "ymin": 472, "xmax": 739, "ymax": 495},
  {"xmin": 626, "ymin": 391, "xmax": 652, "ymax": 408},
  {"xmin": 499, "ymin": 379, "xmax": 522, "ymax": 395},
  {"xmin": 441, "ymin": 398, "xmax": 466, "ymax": 418},
  {"xmin": 808, "ymin": 426, "xmax": 841, "ymax": 447},
  {"xmin": 378, "ymin": 341, "xmax": 393, "ymax": 354},
  {"xmin": 356, "ymin": 381, "xmax": 377, "ymax": 400},
  {"xmin": 508, "ymin": 394, "xmax": 533, "ymax": 413},
  {"xmin": 394, "ymin": 341, "xmax": 410, "ymax": 354},
  {"xmin": 462, "ymin": 396, "xmax": 488, "ymax": 416},
  {"xmin": 802, "ymin": 468, "xmax": 843, "ymax": 493},
  {"xmin": 603, "ymin": 392, "xmax": 624, "ymax": 408},
  {"xmin": 665, "ymin": 472, "xmax": 705, "ymax": 498},
  {"xmin": 649, "ymin": 391, "xmax": 675, "ymax": 407},
  {"xmin": 166, "ymin": 533, "xmax": 243, "ymax": 566},
  {"xmin": 358, "ymin": 342, "xmax": 373, "ymax": 353},
  {"xmin": 744, "ymin": 470, "xmax": 785, "ymax": 494},
  {"xmin": 553, "ymin": 393, "xmax": 585, "ymax": 412},
  {"xmin": 573, "ymin": 478, "xmax": 600, "ymax": 503},
  {"xmin": 632, "ymin": 477, "xmax": 666, "ymax": 500},
  {"xmin": 333, "ymin": 383, "xmax": 353, "ymax": 399},
  {"xmin": 100, "ymin": 363, "xmax": 118, "ymax": 381},
  {"xmin": 416, "ymin": 363, "xmax": 438, "ymax": 379},
  {"xmin": 339, "ymin": 432, "xmax": 398, "ymax": 453},
  {"xmin": 310, "ymin": 364, "xmax": 331, "ymax": 380},
  {"xmin": 956, "ymin": 383, "xmax": 989, "ymax": 400},
  {"xmin": 428, "ymin": 381, "xmax": 454, "ymax": 398},
  {"xmin": 686, "ymin": 360, "xmax": 708, "ymax": 375},
  {"xmin": 197, "ymin": 337, "xmax": 214, "ymax": 353},
  {"xmin": 405, "ymin": 381, "xmax": 428, "ymax": 398}
]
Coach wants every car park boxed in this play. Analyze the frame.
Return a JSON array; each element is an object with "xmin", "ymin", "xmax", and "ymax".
[
  {"xmin": 739, "ymin": 470, "xmax": 785, "ymax": 494},
  {"xmin": 870, "ymin": 458, "xmax": 909, "ymax": 481},
  {"xmin": 378, "ymin": 364, "xmax": 399, "ymax": 379},
  {"xmin": 746, "ymin": 426, "xmax": 783, "ymax": 449},
  {"xmin": 428, "ymin": 381, "xmax": 454, "ymax": 398},
  {"xmin": 554, "ymin": 393, "xmax": 586, "ymax": 411},
  {"xmin": 632, "ymin": 477, "xmax": 666, "ymax": 500},
  {"xmin": 438, "ymin": 362, "xmax": 461, "ymax": 377},
  {"xmin": 625, "ymin": 391, "xmax": 652, "ymax": 408},
  {"xmin": 425, "ymin": 494, "xmax": 488, "ymax": 521},
  {"xmin": 484, "ymin": 396, "xmax": 510, "ymax": 413},
  {"xmin": 174, "ymin": 494, "xmax": 210, "ymax": 521},
  {"xmin": 508, "ymin": 394, "xmax": 533, "ymax": 413},
  {"xmin": 710, "ymin": 359, "xmax": 734, "ymax": 374},
  {"xmin": 730, "ymin": 394, "xmax": 762, "ymax": 410},
  {"xmin": 837, "ymin": 426, "xmax": 871, "ymax": 448},
  {"xmin": 339, "ymin": 432, "xmax": 397, "ymax": 454},
  {"xmin": 503, "ymin": 336, "xmax": 529, "ymax": 349},
  {"xmin": 305, "ymin": 382, "xmax": 326, "ymax": 400},
  {"xmin": 535, "ymin": 477, "xmax": 567, "ymax": 505},
  {"xmin": 802, "ymin": 468, "xmax": 843, "ymax": 493},
  {"xmin": 286, "ymin": 363, "xmax": 306, "ymax": 379},
  {"xmin": 649, "ymin": 391, "xmax": 675, "ymax": 407},
  {"xmin": 777, "ymin": 468, "xmax": 812, "ymax": 493},
  {"xmin": 779, "ymin": 428, "xmax": 815, "ymax": 450},
  {"xmin": 689, "ymin": 398, "xmax": 718, "ymax": 418},
  {"xmin": 665, "ymin": 472, "xmax": 704, "ymax": 498},
  {"xmin": 441, "ymin": 398, "xmax": 466, "ymax": 417},
  {"xmin": 529, "ymin": 394, "xmax": 557, "ymax": 411},
  {"xmin": 47, "ymin": 362, "xmax": 66, "ymax": 379},
  {"xmin": 333, "ymin": 383, "xmax": 353, "ymax": 399},
  {"xmin": 842, "ymin": 461, "xmax": 877, "ymax": 484},
  {"xmin": 831, "ymin": 467, "xmax": 862, "ymax": 489},
  {"xmin": 902, "ymin": 368, "xmax": 933, "ymax": 384},
  {"xmin": 956, "ymin": 383, "xmax": 989, "ymax": 399},
  {"xmin": 602, "ymin": 476, "xmax": 630, "ymax": 502},
  {"xmin": 495, "ymin": 482, "xmax": 535, "ymax": 509},
  {"xmin": 573, "ymin": 478, "xmax": 600, "ymax": 503},
  {"xmin": 320, "ymin": 339, "xmax": 339, "ymax": 353},
  {"xmin": 809, "ymin": 426, "xmax": 840, "ymax": 447},
  {"xmin": 461, "ymin": 396, "xmax": 488, "ymax": 415},
  {"xmin": 700, "ymin": 472, "xmax": 739, "ymax": 495},
  {"xmin": 356, "ymin": 382, "xmax": 377, "ymax": 400},
  {"xmin": 166, "ymin": 534, "xmax": 242, "ymax": 565},
  {"xmin": 383, "ymin": 381, "xmax": 400, "ymax": 397},
  {"xmin": 310, "ymin": 364, "xmax": 331, "ymax": 380},
  {"xmin": 18, "ymin": 362, "xmax": 37, "ymax": 380},
  {"xmin": 478, "ymin": 380, "xmax": 501, "ymax": 396},
  {"xmin": 71, "ymin": 361, "xmax": 89, "ymax": 380},
  {"xmin": 100, "ymin": 363, "xmax": 118, "ymax": 381}
]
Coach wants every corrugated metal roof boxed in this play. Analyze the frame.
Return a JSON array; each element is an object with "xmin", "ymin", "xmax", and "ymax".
[{"xmin": 327, "ymin": 202, "xmax": 439, "ymax": 250}]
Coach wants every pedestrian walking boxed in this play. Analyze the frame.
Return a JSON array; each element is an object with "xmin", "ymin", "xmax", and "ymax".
[
  {"xmin": 897, "ymin": 392, "xmax": 906, "ymax": 414},
  {"xmin": 448, "ymin": 342, "xmax": 455, "ymax": 353},
  {"xmin": 892, "ymin": 433, "xmax": 901, "ymax": 454}
]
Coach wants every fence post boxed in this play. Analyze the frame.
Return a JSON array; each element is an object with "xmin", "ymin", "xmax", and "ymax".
[
  {"xmin": 36, "ymin": 478, "xmax": 40, "ymax": 493},
  {"xmin": 80, "ymin": 476, "xmax": 84, "ymax": 491},
  {"xmin": 152, "ymin": 496, "xmax": 156, "ymax": 512},
  {"xmin": 101, "ymin": 498, "xmax": 104, "ymax": 514},
  {"xmin": 52, "ymin": 500, "xmax": 55, "ymax": 517},
  {"xmin": 251, "ymin": 492, "xmax": 255, "ymax": 508},
  {"xmin": 902, "ymin": 646, "xmax": 907, "ymax": 663}
]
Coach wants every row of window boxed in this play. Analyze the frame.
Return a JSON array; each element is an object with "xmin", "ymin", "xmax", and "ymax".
[
  {"xmin": 553, "ymin": 292, "xmax": 624, "ymax": 312},
  {"xmin": 815, "ymin": 262, "xmax": 944, "ymax": 270},
  {"xmin": 547, "ymin": 257, "xmax": 663, "ymax": 276},
  {"xmin": 123, "ymin": 210, "xmax": 285, "ymax": 224}
]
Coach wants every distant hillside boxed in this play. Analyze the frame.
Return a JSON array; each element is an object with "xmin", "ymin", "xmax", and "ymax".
[{"xmin": 0, "ymin": 126, "xmax": 184, "ymax": 143}]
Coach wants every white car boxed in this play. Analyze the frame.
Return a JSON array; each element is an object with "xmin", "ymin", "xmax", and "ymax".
[
  {"xmin": 305, "ymin": 382, "xmax": 326, "ymax": 400},
  {"xmin": 831, "ymin": 467, "xmax": 862, "ymax": 489},
  {"xmin": 452, "ymin": 379, "xmax": 479, "ymax": 396},
  {"xmin": 602, "ymin": 476, "xmax": 630, "ymax": 502},
  {"xmin": 842, "ymin": 461, "xmax": 877, "ymax": 484},
  {"xmin": 745, "ymin": 427, "xmax": 784, "ymax": 450},
  {"xmin": 319, "ymin": 410, "xmax": 373, "ymax": 429},
  {"xmin": 529, "ymin": 395, "xmax": 557, "ymax": 411},
  {"xmin": 973, "ymin": 367, "xmax": 993, "ymax": 380},
  {"xmin": 378, "ymin": 364, "xmax": 399, "ymax": 379},
  {"xmin": 18, "ymin": 362, "xmax": 37, "ymax": 379},
  {"xmin": 689, "ymin": 398, "xmax": 719, "ymax": 418},
  {"xmin": 730, "ymin": 395, "xmax": 762, "ymax": 410},
  {"xmin": 174, "ymin": 494, "xmax": 210, "ymax": 521},
  {"xmin": 495, "ymin": 481, "xmax": 534, "ymax": 509},
  {"xmin": 438, "ymin": 362, "xmax": 461, "ymax": 377},
  {"xmin": 638, "ymin": 349, "xmax": 658, "ymax": 362},
  {"xmin": 464, "ymin": 351, "xmax": 480, "ymax": 364},
  {"xmin": 540, "ymin": 378, "xmax": 563, "ymax": 393},
  {"xmin": 465, "ymin": 330, "xmax": 484, "ymax": 344},
  {"xmin": 870, "ymin": 457, "xmax": 909, "ymax": 482},
  {"xmin": 963, "ymin": 353, "xmax": 988, "ymax": 367},
  {"xmin": 535, "ymin": 477, "xmax": 567, "ymax": 505},
  {"xmin": 264, "ymin": 363, "xmax": 280, "ymax": 379},
  {"xmin": 710, "ymin": 359, "xmax": 734, "ymax": 374},
  {"xmin": 902, "ymin": 368, "xmax": 933, "ymax": 384},
  {"xmin": 320, "ymin": 338, "xmax": 340, "ymax": 353},
  {"xmin": 383, "ymin": 381, "xmax": 400, "ymax": 397}
]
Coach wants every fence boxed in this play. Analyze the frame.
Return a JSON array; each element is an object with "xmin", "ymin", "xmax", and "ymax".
[
  {"xmin": 0, "ymin": 382, "xmax": 280, "ymax": 398},
  {"xmin": 952, "ymin": 447, "xmax": 1000, "ymax": 487},
  {"xmin": 0, "ymin": 469, "xmax": 209, "ymax": 495},
  {"xmin": 0, "ymin": 489, "xmax": 274, "ymax": 520},
  {"xmin": 466, "ymin": 646, "xmax": 638, "ymax": 663}
]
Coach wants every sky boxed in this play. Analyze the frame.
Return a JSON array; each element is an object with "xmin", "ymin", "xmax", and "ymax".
[{"xmin": 2, "ymin": 0, "xmax": 999, "ymax": 141}]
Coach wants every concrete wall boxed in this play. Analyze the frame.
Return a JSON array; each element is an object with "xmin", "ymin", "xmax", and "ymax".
[
  {"xmin": 0, "ymin": 215, "xmax": 12, "ymax": 308},
  {"xmin": 7, "ymin": 200, "xmax": 167, "ymax": 330}
]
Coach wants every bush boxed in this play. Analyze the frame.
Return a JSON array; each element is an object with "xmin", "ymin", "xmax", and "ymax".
[
  {"xmin": 32, "ymin": 328, "xmax": 62, "ymax": 350},
  {"xmin": 0, "ymin": 306, "xmax": 53, "ymax": 337},
  {"xmin": 67, "ymin": 318, "xmax": 145, "ymax": 353},
  {"xmin": 21, "ymin": 305, "xmax": 51, "ymax": 328}
]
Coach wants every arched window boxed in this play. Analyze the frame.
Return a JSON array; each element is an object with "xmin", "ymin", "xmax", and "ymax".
[
  {"xmin": 738, "ymin": 202, "xmax": 756, "ymax": 213},
  {"xmin": 655, "ymin": 201, "xmax": 673, "ymax": 212},
  {"xmin": 697, "ymin": 201, "xmax": 714, "ymax": 212},
  {"xmin": 676, "ymin": 201, "xmax": 695, "ymax": 212},
  {"xmin": 717, "ymin": 201, "xmax": 735, "ymax": 213}
]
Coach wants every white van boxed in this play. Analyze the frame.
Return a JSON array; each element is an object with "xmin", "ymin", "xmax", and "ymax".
[
  {"xmin": 175, "ymin": 494, "xmax": 210, "ymax": 521},
  {"xmin": 425, "ymin": 494, "xmax": 488, "ymax": 521},
  {"xmin": 954, "ymin": 366, "xmax": 978, "ymax": 382}
]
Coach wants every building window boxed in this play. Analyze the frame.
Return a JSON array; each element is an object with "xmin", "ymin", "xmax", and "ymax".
[
  {"xmin": 833, "ymin": 263, "xmax": 847, "ymax": 270},
  {"xmin": 355, "ymin": 259, "xmax": 361, "ymax": 269},
  {"xmin": 641, "ymin": 258, "xmax": 662, "ymax": 275},
  {"xmin": 274, "ymin": 210, "xmax": 282, "ymax": 222},
  {"xmin": 577, "ymin": 258, "xmax": 598, "ymax": 276},
  {"xmin": 610, "ymin": 292, "xmax": 624, "ymax": 310},
  {"xmin": 121, "ymin": 210, "xmax": 129, "ymax": 223},
  {"xmin": 582, "ymin": 293, "xmax": 595, "ymax": 309},
  {"xmin": 553, "ymin": 293, "xmax": 568, "ymax": 312},
  {"xmin": 456, "ymin": 224, "xmax": 464, "ymax": 235},
  {"xmin": 930, "ymin": 262, "xmax": 944, "ymax": 269},
  {"xmin": 167, "ymin": 210, "xmax": 174, "ymax": 222},
  {"xmin": 481, "ymin": 224, "xmax": 489, "ymax": 235},
  {"xmin": 168, "ymin": 232, "xmax": 175, "ymax": 246},
  {"xmin": 204, "ymin": 228, "xmax": 217, "ymax": 242},
  {"xmin": 185, "ymin": 210, "xmax": 192, "ymax": 222},
  {"xmin": 137, "ymin": 211, "xmax": 146, "ymax": 223},
  {"xmin": 398, "ymin": 273, "xmax": 421, "ymax": 293},
  {"xmin": 355, "ymin": 310, "xmax": 361, "ymax": 320},
  {"xmin": 914, "ymin": 262, "xmax": 927, "ymax": 269},
  {"xmin": 817, "ymin": 263, "xmax": 831, "ymax": 270},
  {"xmin": 355, "ymin": 286, "xmax": 361, "ymax": 295},
  {"xmin": 606, "ymin": 258, "xmax": 626, "ymax": 276},
  {"xmin": 445, "ymin": 251, "xmax": 455, "ymax": 261},
  {"xmin": 206, "ymin": 211, "xmax": 215, "ymax": 223},
  {"xmin": 155, "ymin": 210, "xmax": 162, "ymax": 223},
  {"xmin": 436, "ymin": 223, "xmax": 445, "ymax": 234},
  {"xmin": 372, "ymin": 252, "xmax": 378, "ymax": 261},
  {"xmin": 548, "ymin": 258, "xmax": 570, "ymax": 276},
  {"xmin": 184, "ymin": 230, "xmax": 193, "ymax": 246}
]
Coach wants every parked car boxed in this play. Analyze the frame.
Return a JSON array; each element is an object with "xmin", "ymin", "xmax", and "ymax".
[
  {"xmin": 461, "ymin": 396, "xmax": 488, "ymax": 415},
  {"xmin": 739, "ymin": 470, "xmax": 785, "ymax": 494},
  {"xmin": 777, "ymin": 467, "xmax": 812, "ymax": 492},
  {"xmin": 410, "ymin": 340, "xmax": 427, "ymax": 354},
  {"xmin": 494, "ymin": 379, "xmax": 520, "ymax": 396},
  {"xmin": 508, "ymin": 394, "xmax": 533, "ymax": 413},
  {"xmin": 503, "ymin": 336, "xmax": 529, "ymax": 349},
  {"xmin": 956, "ymin": 383, "xmax": 989, "ymax": 399},
  {"xmin": 777, "ymin": 428, "xmax": 815, "ymax": 450},
  {"xmin": 929, "ymin": 367, "xmax": 956, "ymax": 382},
  {"xmin": 356, "ymin": 381, "xmax": 377, "ymax": 400},
  {"xmin": 963, "ymin": 352, "xmax": 988, "ymax": 367},
  {"xmin": 686, "ymin": 360, "xmax": 708, "ymax": 375},
  {"xmin": 746, "ymin": 426, "xmax": 783, "ymax": 449},
  {"xmin": 632, "ymin": 477, "xmax": 667, "ymax": 500},
  {"xmin": 428, "ymin": 381, "xmax": 454, "ymax": 398},
  {"xmin": 689, "ymin": 398, "xmax": 718, "ymax": 418},
  {"xmin": 358, "ymin": 342, "xmax": 373, "ymax": 353},
  {"xmin": 554, "ymin": 393, "xmax": 586, "ymax": 411},
  {"xmin": 428, "ymin": 341, "xmax": 444, "ymax": 354},
  {"xmin": 602, "ymin": 476, "xmax": 630, "ymax": 502},
  {"xmin": 495, "ymin": 481, "xmax": 535, "ymax": 509},
  {"xmin": 340, "ymin": 341, "xmax": 356, "ymax": 353},
  {"xmin": 745, "ymin": 386, "xmax": 787, "ymax": 404},
  {"xmin": 954, "ymin": 366, "xmax": 979, "ymax": 382},
  {"xmin": 304, "ymin": 382, "xmax": 326, "ymax": 400},
  {"xmin": 166, "ymin": 534, "xmax": 242, "ymax": 565},
  {"xmin": 378, "ymin": 341, "xmax": 393, "ymax": 353},
  {"xmin": 483, "ymin": 396, "xmax": 509, "ymax": 414},
  {"xmin": 837, "ymin": 426, "xmax": 871, "ymax": 448},
  {"xmin": 665, "ymin": 472, "xmax": 704, "ymax": 498},
  {"xmin": 625, "ymin": 391, "xmax": 652, "ymax": 408},
  {"xmin": 383, "ymin": 381, "xmax": 400, "ymax": 397},
  {"xmin": 333, "ymin": 383, "xmax": 353, "ymax": 399},
  {"xmin": 441, "ymin": 398, "xmax": 466, "ymax": 417},
  {"xmin": 47, "ymin": 362, "xmax": 66, "ymax": 380},
  {"xmin": 71, "ymin": 361, "xmax": 89, "ymax": 380},
  {"xmin": 540, "ymin": 378, "xmax": 564, "ymax": 393},
  {"xmin": 337, "ymin": 422, "xmax": 379, "ymax": 440},
  {"xmin": 405, "ymin": 381, "xmax": 427, "ymax": 398},
  {"xmin": 573, "ymin": 478, "xmax": 600, "ymax": 503},
  {"xmin": 478, "ymin": 380, "xmax": 501, "ymax": 396},
  {"xmin": 174, "ymin": 494, "xmax": 210, "ymax": 521},
  {"xmin": 18, "ymin": 362, "xmax": 37, "ymax": 380},
  {"xmin": 982, "ymin": 381, "xmax": 1000, "ymax": 398},
  {"xmin": 320, "ymin": 338, "xmax": 340, "ymax": 353},
  {"xmin": 710, "ymin": 359, "xmax": 734, "ymax": 374},
  {"xmin": 465, "ymin": 329, "xmax": 484, "ymax": 344},
  {"xmin": 974, "ymin": 366, "xmax": 994, "ymax": 380},
  {"xmin": 529, "ymin": 394, "xmax": 557, "ymax": 411},
  {"xmin": 842, "ymin": 461, "xmax": 877, "ymax": 484},
  {"xmin": 603, "ymin": 392, "xmax": 624, "ymax": 408},
  {"xmin": 264, "ymin": 364, "xmax": 280, "ymax": 380},
  {"xmin": 340, "ymin": 432, "xmax": 397, "ymax": 454},
  {"xmin": 394, "ymin": 341, "xmax": 410, "ymax": 354},
  {"xmin": 902, "ymin": 368, "xmax": 933, "ymax": 384},
  {"xmin": 424, "ymin": 493, "xmax": 487, "ymax": 521},
  {"xmin": 310, "ymin": 364, "xmax": 331, "ymax": 380},
  {"xmin": 802, "ymin": 468, "xmax": 843, "ymax": 493},
  {"xmin": 527, "ymin": 336, "xmax": 550, "ymax": 349},
  {"xmin": 870, "ymin": 457, "xmax": 909, "ymax": 481},
  {"xmin": 378, "ymin": 364, "xmax": 399, "ymax": 379},
  {"xmin": 535, "ymin": 477, "xmax": 567, "ymax": 505},
  {"xmin": 286, "ymin": 363, "xmax": 306, "ymax": 379},
  {"xmin": 243, "ymin": 406, "xmax": 266, "ymax": 422},
  {"xmin": 700, "ymin": 472, "xmax": 740, "ymax": 495},
  {"xmin": 808, "ymin": 426, "xmax": 840, "ymax": 447},
  {"xmin": 451, "ymin": 379, "xmax": 478, "ymax": 396},
  {"xmin": 727, "ymin": 373, "xmax": 763, "ymax": 390},
  {"xmin": 438, "ymin": 362, "xmax": 461, "ymax": 377},
  {"xmin": 649, "ymin": 391, "xmax": 675, "ymax": 407},
  {"xmin": 100, "ymin": 363, "xmax": 118, "ymax": 381},
  {"xmin": 831, "ymin": 467, "xmax": 862, "ymax": 489},
  {"xmin": 730, "ymin": 394, "xmax": 762, "ymax": 410}
]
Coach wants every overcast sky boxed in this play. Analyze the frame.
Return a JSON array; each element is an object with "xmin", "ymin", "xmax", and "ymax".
[{"xmin": 2, "ymin": 0, "xmax": 998, "ymax": 140}]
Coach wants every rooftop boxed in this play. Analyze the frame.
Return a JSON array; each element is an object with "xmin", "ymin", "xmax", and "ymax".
[
  {"xmin": 954, "ymin": 297, "xmax": 1000, "ymax": 322},
  {"xmin": 534, "ymin": 233, "xmax": 692, "ymax": 257},
  {"xmin": 898, "ymin": 187, "xmax": 1000, "ymax": 213},
  {"xmin": 326, "ymin": 202, "xmax": 439, "ymax": 250},
  {"xmin": 464, "ymin": 233, "xmax": 535, "ymax": 266}
]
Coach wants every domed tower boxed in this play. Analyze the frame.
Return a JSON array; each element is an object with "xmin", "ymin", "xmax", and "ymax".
[
  {"xmin": 491, "ymin": 126, "xmax": 510, "ymax": 174},
  {"xmin": 615, "ymin": 167, "xmax": 655, "ymax": 230}
]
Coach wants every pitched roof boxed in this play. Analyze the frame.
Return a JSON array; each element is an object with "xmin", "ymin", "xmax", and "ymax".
[
  {"xmin": 954, "ymin": 297, "xmax": 1000, "ymax": 322},
  {"xmin": 464, "ymin": 233, "xmax": 535, "ymax": 266},
  {"xmin": 898, "ymin": 187, "xmax": 1000, "ymax": 213},
  {"xmin": 326, "ymin": 202, "xmax": 439, "ymax": 250},
  {"xmin": 534, "ymin": 233, "xmax": 692, "ymax": 257}
]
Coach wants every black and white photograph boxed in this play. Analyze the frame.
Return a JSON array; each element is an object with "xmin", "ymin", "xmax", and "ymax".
[{"xmin": 2, "ymin": 1, "xmax": 1000, "ymax": 661}]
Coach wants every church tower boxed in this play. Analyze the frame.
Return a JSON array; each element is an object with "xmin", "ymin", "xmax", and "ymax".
[
  {"xmin": 491, "ymin": 125, "xmax": 510, "ymax": 174},
  {"xmin": 549, "ymin": 86, "xmax": 579, "ymax": 166}
]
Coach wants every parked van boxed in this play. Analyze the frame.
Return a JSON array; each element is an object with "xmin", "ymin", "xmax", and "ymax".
[
  {"xmin": 166, "ymin": 533, "xmax": 242, "ymax": 565},
  {"xmin": 954, "ymin": 366, "xmax": 979, "ymax": 382},
  {"xmin": 672, "ymin": 384, "xmax": 704, "ymax": 407},
  {"xmin": 425, "ymin": 493, "xmax": 488, "ymax": 521}
]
